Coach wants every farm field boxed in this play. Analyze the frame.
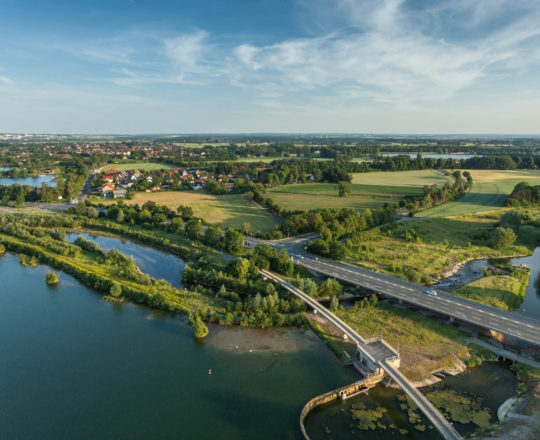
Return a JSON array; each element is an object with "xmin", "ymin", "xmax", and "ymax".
[
  {"xmin": 103, "ymin": 190, "xmax": 279, "ymax": 233},
  {"xmin": 351, "ymin": 169, "xmax": 453, "ymax": 186},
  {"xmin": 268, "ymin": 182, "xmax": 423, "ymax": 211},
  {"xmin": 422, "ymin": 170, "xmax": 540, "ymax": 218},
  {"xmin": 104, "ymin": 162, "xmax": 176, "ymax": 171}
]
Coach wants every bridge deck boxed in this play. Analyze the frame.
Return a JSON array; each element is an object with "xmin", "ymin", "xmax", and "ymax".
[{"xmin": 261, "ymin": 269, "xmax": 463, "ymax": 440}]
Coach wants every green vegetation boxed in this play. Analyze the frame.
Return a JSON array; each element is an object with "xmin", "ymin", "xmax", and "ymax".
[
  {"xmin": 453, "ymin": 268, "xmax": 529, "ymax": 311},
  {"xmin": 45, "ymin": 271, "xmax": 59, "ymax": 285},
  {"xmin": 422, "ymin": 170, "xmax": 540, "ymax": 218},
  {"xmin": 190, "ymin": 313, "xmax": 209, "ymax": 339},
  {"xmin": 105, "ymin": 162, "xmax": 176, "ymax": 171},
  {"xmin": 426, "ymin": 389, "xmax": 492, "ymax": 428},
  {"xmin": 351, "ymin": 402, "xmax": 388, "ymax": 430},
  {"xmin": 268, "ymin": 182, "xmax": 423, "ymax": 211},
  {"xmin": 341, "ymin": 213, "xmax": 530, "ymax": 282},
  {"xmin": 351, "ymin": 169, "xmax": 453, "ymax": 187},
  {"xmin": 19, "ymin": 253, "xmax": 38, "ymax": 267},
  {"xmin": 0, "ymin": 243, "xmax": 5, "ymax": 254},
  {"xmin": 103, "ymin": 191, "xmax": 278, "ymax": 233},
  {"xmin": 338, "ymin": 302, "xmax": 469, "ymax": 381},
  {"xmin": 512, "ymin": 362, "xmax": 540, "ymax": 383}
]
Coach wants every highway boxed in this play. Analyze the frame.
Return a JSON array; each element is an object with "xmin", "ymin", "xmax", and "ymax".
[
  {"xmin": 292, "ymin": 254, "xmax": 540, "ymax": 346},
  {"xmin": 261, "ymin": 269, "xmax": 463, "ymax": 440}
]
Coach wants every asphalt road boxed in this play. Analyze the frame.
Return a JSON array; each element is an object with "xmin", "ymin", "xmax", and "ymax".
[{"xmin": 292, "ymin": 254, "xmax": 540, "ymax": 346}]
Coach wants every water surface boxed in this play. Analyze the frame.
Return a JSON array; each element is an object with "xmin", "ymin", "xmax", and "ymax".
[
  {"xmin": 0, "ymin": 175, "xmax": 56, "ymax": 187},
  {"xmin": 65, "ymin": 232, "xmax": 185, "ymax": 287},
  {"xmin": 0, "ymin": 252, "xmax": 357, "ymax": 440}
]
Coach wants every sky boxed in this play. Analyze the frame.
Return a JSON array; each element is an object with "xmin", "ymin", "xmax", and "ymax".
[{"xmin": 0, "ymin": 0, "xmax": 539, "ymax": 134}]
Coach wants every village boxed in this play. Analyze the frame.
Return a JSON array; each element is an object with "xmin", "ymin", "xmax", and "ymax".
[{"xmin": 94, "ymin": 167, "xmax": 236, "ymax": 199}]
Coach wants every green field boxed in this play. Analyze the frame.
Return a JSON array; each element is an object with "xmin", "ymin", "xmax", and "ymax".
[
  {"xmin": 103, "ymin": 190, "xmax": 279, "ymax": 233},
  {"xmin": 104, "ymin": 162, "xmax": 176, "ymax": 171},
  {"xmin": 268, "ymin": 182, "xmax": 423, "ymax": 211},
  {"xmin": 422, "ymin": 170, "xmax": 540, "ymax": 218},
  {"xmin": 351, "ymin": 169, "xmax": 453, "ymax": 187}
]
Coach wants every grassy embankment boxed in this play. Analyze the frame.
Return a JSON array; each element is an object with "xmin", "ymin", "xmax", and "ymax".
[
  {"xmin": 267, "ymin": 169, "xmax": 452, "ymax": 212},
  {"xmin": 422, "ymin": 169, "xmax": 540, "ymax": 218},
  {"xmin": 452, "ymin": 267, "xmax": 530, "ymax": 311},
  {"xmin": 102, "ymin": 190, "xmax": 279, "ymax": 233}
]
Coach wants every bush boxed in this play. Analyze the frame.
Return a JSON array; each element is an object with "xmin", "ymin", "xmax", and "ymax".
[
  {"xmin": 110, "ymin": 283, "xmax": 122, "ymax": 297},
  {"xmin": 491, "ymin": 227, "xmax": 517, "ymax": 250},
  {"xmin": 45, "ymin": 271, "xmax": 59, "ymax": 285},
  {"xmin": 192, "ymin": 316, "xmax": 209, "ymax": 339}
]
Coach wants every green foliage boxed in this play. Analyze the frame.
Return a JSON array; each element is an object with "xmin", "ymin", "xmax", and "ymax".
[
  {"xmin": 223, "ymin": 228, "xmax": 244, "ymax": 254},
  {"xmin": 0, "ymin": 243, "xmax": 5, "ymax": 254},
  {"xmin": 426, "ymin": 389, "xmax": 491, "ymax": 428},
  {"xmin": 318, "ymin": 278, "xmax": 343, "ymax": 298},
  {"xmin": 45, "ymin": 271, "xmax": 59, "ymax": 285},
  {"xmin": 192, "ymin": 315, "xmax": 209, "ymax": 339},
  {"xmin": 329, "ymin": 295, "xmax": 339, "ymax": 312},
  {"xmin": 110, "ymin": 283, "xmax": 122, "ymax": 297},
  {"xmin": 491, "ymin": 227, "xmax": 517, "ymax": 249},
  {"xmin": 500, "ymin": 210, "xmax": 521, "ymax": 231}
]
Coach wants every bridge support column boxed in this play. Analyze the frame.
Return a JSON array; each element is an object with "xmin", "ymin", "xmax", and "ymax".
[{"xmin": 449, "ymin": 316, "xmax": 454, "ymax": 323}]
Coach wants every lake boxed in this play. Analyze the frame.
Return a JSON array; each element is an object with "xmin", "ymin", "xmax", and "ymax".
[
  {"xmin": 0, "ymin": 175, "xmax": 57, "ymax": 187},
  {"xmin": 0, "ymin": 251, "xmax": 357, "ymax": 440}
]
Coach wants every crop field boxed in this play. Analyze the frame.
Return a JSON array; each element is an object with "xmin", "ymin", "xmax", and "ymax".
[
  {"xmin": 103, "ymin": 190, "xmax": 279, "ymax": 233},
  {"xmin": 104, "ymin": 162, "xmax": 176, "ymax": 171},
  {"xmin": 351, "ymin": 169, "xmax": 453, "ymax": 187},
  {"xmin": 268, "ymin": 182, "xmax": 424, "ymax": 211},
  {"xmin": 422, "ymin": 170, "xmax": 540, "ymax": 218}
]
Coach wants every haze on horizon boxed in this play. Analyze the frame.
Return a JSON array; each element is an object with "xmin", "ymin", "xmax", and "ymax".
[{"xmin": 1, "ymin": 0, "xmax": 539, "ymax": 134}]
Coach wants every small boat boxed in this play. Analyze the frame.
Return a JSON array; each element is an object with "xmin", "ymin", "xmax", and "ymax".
[{"xmin": 208, "ymin": 369, "xmax": 212, "ymax": 375}]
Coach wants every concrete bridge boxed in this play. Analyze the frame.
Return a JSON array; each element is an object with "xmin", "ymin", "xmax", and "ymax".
[{"xmin": 261, "ymin": 269, "xmax": 463, "ymax": 440}]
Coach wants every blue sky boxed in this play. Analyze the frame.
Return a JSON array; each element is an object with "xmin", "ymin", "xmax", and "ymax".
[{"xmin": 0, "ymin": 0, "xmax": 539, "ymax": 134}]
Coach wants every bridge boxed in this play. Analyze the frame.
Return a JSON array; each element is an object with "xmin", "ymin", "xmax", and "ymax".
[
  {"xmin": 289, "ymin": 254, "xmax": 540, "ymax": 346},
  {"xmin": 261, "ymin": 269, "xmax": 463, "ymax": 440}
]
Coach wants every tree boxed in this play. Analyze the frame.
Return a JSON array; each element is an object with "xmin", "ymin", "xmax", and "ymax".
[
  {"xmin": 224, "ymin": 228, "xmax": 244, "ymax": 254},
  {"xmin": 328, "ymin": 241, "xmax": 347, "ymax": 260},
  {"xmin": 170, "ymin": 216, "xmax": 184, "ymax": 233},
  {"xmin": 86, "ymin": 206, "xmax": 98, "ymax": 218},
  {"xmin": 306, "ymin": 239, "xmax": 329, "ymax": 256},
  {"xmin": 185, "ymin": 219, "xmax": 203, "ymax": 239},
  {"xmin": 45, "ymin": 271, "xmax": 59, "ymax": 285},
  {"xmin": 338, "ymin": 181, "xmax": 351, "ymax": 197},
  {"xmin": 203, "ymin": 226, "xmax": 223, "ymax": 248},
  {"xmin": 276, "ymin": 248, "xmax": 294, "ymax": 276},
  {"xmin": 110, "ymin": 283, "xmax": 122, "ymax": 297},
  {"xmin": 318, "ymin": 278, "xmax": 342, "ymax": 298},
  {"xmin": 329, "ymin": 295, "xmax": 339, "ymax": 312},
  {"xmin": 116, "ymin": 209, "xmax": 125, "ymax": 223},
  {"xmin": 491, "ymin": 227, "xmax": 517, "ymax": 250},
  {"xmin": 149, "ymin": 292, "xmax": 168, "ymax": 309},
  {"xmin": 228, "ymin": 257, "xmax": 251, "ymax": 279},
  {"xmin": 500, "ymin": 211, "xmax": 521, "ymax": 231}
]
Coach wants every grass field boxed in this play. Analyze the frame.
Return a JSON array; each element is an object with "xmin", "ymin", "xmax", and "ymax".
[
  {"xmin": 103, "ymin": 190, "xmax": 279, "ymax": 233},
  {"xmin": 345, "ymin": 213, "xmax": 532, "ymax": 281},
  {"xmin": 268, "ymin": 182, "xmax": 424, "ymax": 211},
  {"xmin": 453, "ymin": 273, "xmax": 527, "ymax": 311},
  {"xmin": 338, "ymin": 303, "xmax": 469, "ymax": 381},
  {"xmin": 422, "ymin": 170, "xmax": 540, "ymax": 218},
  {"xmin": 104, "ymin": 162, "xmax": 176, "ymax": 171},
  {"xmin": 351, "ymin": 169, "xmax": 453, "ymax": 187}
]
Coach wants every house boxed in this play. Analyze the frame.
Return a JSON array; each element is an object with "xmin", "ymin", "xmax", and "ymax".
[
  {"xmin": 112, "ymin": 189, "xmax": 127, "ymax": 199},
  {"xmin": 100, "ymin": 182, "xmax": 115, "ymax": 197},
  {"xmin": 191, "ymin": 179, "xmax": 205, "ymax": 190},
  {"xmin": 225, "ymin": 182, "xmax": 235, "ymax": 191}
]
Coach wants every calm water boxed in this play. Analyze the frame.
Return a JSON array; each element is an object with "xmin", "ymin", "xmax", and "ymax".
[
  {"xmin": 0, "ymin": 252, "xmax": 357, "ymax": 440},
  {"xmin": 382, "ymin": 153, "xmax": 479, "ymax": 160},
  {"xmin": 0, "ymin": 175, "xmax": 56, "ymax": 187},
  {"xmin": 65, "ymin": 232, "xmax": 185, "ymax": 287},
  {"xmin": 440, "ymin": 248, "xmax": 540, "ymax": 320},
  {"xmin": 305, "ymin": 362, "xmax": 517, "ymax": 440}
]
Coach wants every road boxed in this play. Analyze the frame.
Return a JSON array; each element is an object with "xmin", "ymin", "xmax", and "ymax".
[
  {"xmin": 290, "ymin": 254, "xmax": 540, "ymax": 346},
  {"xmin": 262, "ymin": 269, "xmax": 463, "ymax": 440}
]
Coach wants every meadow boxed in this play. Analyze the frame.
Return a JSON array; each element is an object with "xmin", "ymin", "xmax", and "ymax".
[
  {"xmin": 266, "ymin": 170, "xmax": 452, "ymax": 212},
  {"xmin": 103, "ymin": 190, "xmax": 279, "ymax": 233},
  {"xmin": 351, "ymin": 169, "xmax": 453, "ymax": 186},
  {"xmin": 104, "ymin": 162, "xmax": 176, "ymax": 171},
  {"xmin": 421, "ymin": 169, "xmax": 540, "ymax": 218}
]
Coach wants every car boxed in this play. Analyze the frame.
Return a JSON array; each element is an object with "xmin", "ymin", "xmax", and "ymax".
[{"xmin": 425, "ymin": 290, "xmax": 438, "ymax": 296}]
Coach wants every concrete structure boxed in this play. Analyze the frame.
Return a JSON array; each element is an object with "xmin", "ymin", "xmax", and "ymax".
[{"xmin": 261, "ymin": 269, "xmax": 462, "ymax": 440}]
